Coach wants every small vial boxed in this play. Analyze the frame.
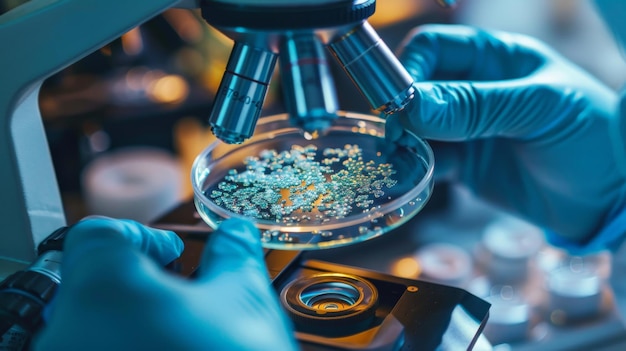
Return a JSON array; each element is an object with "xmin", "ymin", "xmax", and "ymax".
[
  {"xmin": 415, "ymin": 243, "xmax": 473, "ymax": 287},
  {"xmin": 480, "ymin": 215, "xmax": 544, "ymax": 284},
  {"xmin": 547, "ymin": 266, "xmax": 603, "ymax": 323},
  {"xmin": 482, "ymin": 285, "xmax": 531, "ymax": 345}
]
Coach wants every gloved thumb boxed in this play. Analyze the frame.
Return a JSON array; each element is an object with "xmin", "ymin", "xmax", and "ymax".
[
  {"xmin": 393, "ymin": 80, "xmax": 565, "ymax": 141},
  {"xmin": 196, "ymin": 218, "xmax": 268, "ymax": 282}
]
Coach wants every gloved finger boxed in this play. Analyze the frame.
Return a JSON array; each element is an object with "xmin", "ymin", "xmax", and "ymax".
[
  {"xmin": 612, "ymin": 89, "xmax": 626, "ymax": 176},
  {"xmin": 196, "ymin": 218, "xmax": 267, "ymax": 282},
  {"xmin": 377, "ymin": 123, "xmax": 433, "ymax": 185},
  {"xmin": 64, "ymin": 217, "xmax": 184, "ymax": 267},
  {"xmin": 385, "ymin": 115, "xmax": 459, "ymax": 181},
  {"xmin": 397, "ymin": 24, "xmax": 545, "ymax": 81},
  {"xmin": 394, "ymin": 80, "xmax": 564, "ymax": 140}
]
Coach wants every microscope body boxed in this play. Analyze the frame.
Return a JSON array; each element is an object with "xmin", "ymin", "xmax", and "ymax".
[{"xmin": 0, "ymin": 0, "xmax": 414, "ymax": 267}]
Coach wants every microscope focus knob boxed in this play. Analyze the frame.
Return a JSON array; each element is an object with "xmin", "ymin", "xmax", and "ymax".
[
  {"xmin": 0, "ymin": 226, "xmax": 66, "ymax": 350},
  {"xmin": 0, "ymin": 271, "xmax": 58, "ymax": 333}
]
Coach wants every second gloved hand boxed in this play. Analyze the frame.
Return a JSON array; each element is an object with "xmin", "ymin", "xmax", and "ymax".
[
  {"xmin": 32, "ymin": 217, "xmax": 298, "ymax": 351},
  {"xmin": 387, "ymin": 24, "xmax": 626, "ymax": 249}
]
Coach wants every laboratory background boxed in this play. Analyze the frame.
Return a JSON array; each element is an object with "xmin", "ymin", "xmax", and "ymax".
[{"xmin": 2, "ymin": 0, "xmax": 626, "ymax": 350}]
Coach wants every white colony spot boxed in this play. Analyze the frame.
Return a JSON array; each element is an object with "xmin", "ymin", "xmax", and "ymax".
[
  {"xmin": 261, "ymin": 231, "xmax": 272, "ymax": 242},
  {"xmin": 207, "ymin": 144, "xmax": 398, "ymax": 226},
  {"xmin": 278, "ymin": 233, "xmax": 294, "ymax": 242}
]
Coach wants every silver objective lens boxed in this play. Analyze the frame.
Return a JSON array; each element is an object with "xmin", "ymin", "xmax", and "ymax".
[
  {"xmin": 279, "ymin": 35, "xmax": 339, "ymax": 133},
  {"xmin": 209, "ymin": 42, "xmax": 278, "ymax": 144},
  {"xmin": 328, "ymin": 21, "xmax": 415, "ymax": 114}
]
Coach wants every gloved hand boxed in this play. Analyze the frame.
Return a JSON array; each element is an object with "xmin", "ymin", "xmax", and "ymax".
[
  {"xmin": 387, "ymin": 24, "xmax": 626, "ymax": 251},
  {"xmin": 32, "ymin": 217, "xmax": 298, "ymax": 351}
]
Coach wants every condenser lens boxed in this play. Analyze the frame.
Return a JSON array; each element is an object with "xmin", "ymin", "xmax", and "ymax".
[
  {"xmin": 300, "ymin": 282, "xmax": 360, "ymax": 312},
  {"xmin": 280, "ymin": 273, "xmax": 378, "ymax": 336}
]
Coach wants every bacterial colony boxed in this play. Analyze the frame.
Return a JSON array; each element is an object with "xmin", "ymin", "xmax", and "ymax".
[{"xmin": 207, "ymin": 144, "xmax": 398, "ymax": 226}]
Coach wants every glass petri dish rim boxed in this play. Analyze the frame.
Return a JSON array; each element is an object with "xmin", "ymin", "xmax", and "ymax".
[{"xmin": 191, "ymin": 111, "xmax": 434, "ymax": 233}]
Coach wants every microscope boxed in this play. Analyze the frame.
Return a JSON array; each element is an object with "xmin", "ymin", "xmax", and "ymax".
[
  {"xmin": 0, "ymin": 0, "xmax": 447, "ymax": 264},
  {"xmin": 0, "ymin": 1, "xmax": 490, "ymax": 350}
]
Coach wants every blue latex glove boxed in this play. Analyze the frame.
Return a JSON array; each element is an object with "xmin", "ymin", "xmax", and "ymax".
[
  {"xmin": 387, "ymin": 24, "xmax": 626, "ymax": 251},
  {"xmin": 32, "ymin": 217, "xmax": 298, "ymax": 351}
]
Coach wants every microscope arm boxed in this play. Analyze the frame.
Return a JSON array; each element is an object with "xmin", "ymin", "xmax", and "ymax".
[{"xmin": 0, "ymin": 0, "xmax": 189, "ymax": 266}]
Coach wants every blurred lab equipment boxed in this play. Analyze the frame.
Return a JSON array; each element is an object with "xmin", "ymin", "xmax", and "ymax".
[
  {"xmin": 306, "ymin": 187, "xmax": 626, "ymax": 350},
  {"xmin": 81, "ymin": 147, "xmax": 184, "ymax": 224},
  {"xmin": 453, "ymin": 0, "xmax": 626, "ymax": 91}
]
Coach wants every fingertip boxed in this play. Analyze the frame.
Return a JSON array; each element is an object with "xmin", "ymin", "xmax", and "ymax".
[
  {"xmin": 386, "ymin": 87, "xmax": 440, "ymax": 139},
  {"xmin": 120, "ymin": 219, "xmax": 185, "ymax": 265},
  {"xmin": 399, "ymin": 83, "xmax": 476, "ymax": 140},
  {"xmin": 147, "ymin": 225, "xmax": 184, "ymax": 264}
]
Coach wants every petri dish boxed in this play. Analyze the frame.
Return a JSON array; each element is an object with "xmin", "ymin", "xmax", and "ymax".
[{"xmin": 192, "ymin": 111, "xmax": 434, "ymax": 250}]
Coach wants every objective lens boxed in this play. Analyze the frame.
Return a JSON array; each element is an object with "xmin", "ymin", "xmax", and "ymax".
[
  {"xmin": 279, "ymin": 35, "xmax": 338, "ymax": 133},
  {"xmin": 209, "ymin": 42, "xmax": 278, "ymax": 144},
  {"xmin": 280, "ymin": 273, "xmax": 378, "ymax": 336},
  {"xmin": 328, "ymin": 21, "xmax": 415, "ymax": 114}
]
